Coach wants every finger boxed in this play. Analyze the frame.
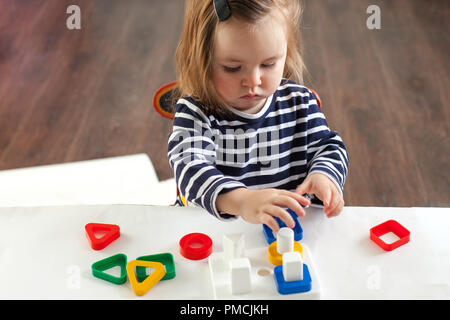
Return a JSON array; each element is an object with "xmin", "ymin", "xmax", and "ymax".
[
  {"xmin": 281, "ymin": 190, "xmax": 310, "ymax": 208},
  {"xmin": 319, "ymin": 186, "xmax": 332, "ymax": 209},
  {"xmin": 295, "ymin": 179, "xmax": 311, "ymax": 196},
  {"xmin": 275, "ymin": 194, "xmax": 306, "ymax": 218},
  {"xmin": 266, "ymin": 206, "xmax": 295, "ymax": 229},
  {"xmin": 325, "ymin": 190, "xmax": 339, "ymax": 217},
  {"xmin": 259, "ymin": 213, "xmax": 280, "ymax": 232},
  {"xmin": 328, "ymin": 198, "xmax": 345, "ymax": 218}
]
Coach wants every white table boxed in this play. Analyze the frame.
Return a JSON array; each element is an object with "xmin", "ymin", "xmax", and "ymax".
[
  {"xmin": 0, "ymin": 154, "xmax": 176, "ymax": 207},
  {"xmin": 0, "ymin": 205, "xmax": 448, "ymax": 299}
]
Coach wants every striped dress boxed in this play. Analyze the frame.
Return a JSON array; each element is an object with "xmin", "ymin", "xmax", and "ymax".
[{"xmin": 167, "ymin": 79, "xmax": 348, "ymax": 220}]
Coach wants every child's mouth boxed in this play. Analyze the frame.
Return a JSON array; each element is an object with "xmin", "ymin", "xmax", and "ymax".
[{"xmin": 241, "ymin": 94, "xmax": 260, "ymax": 100}]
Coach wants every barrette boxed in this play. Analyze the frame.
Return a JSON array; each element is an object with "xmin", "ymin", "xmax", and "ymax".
[{"xmin": 213, "ymin": 0, "xmax": 232, "ymax": 21}]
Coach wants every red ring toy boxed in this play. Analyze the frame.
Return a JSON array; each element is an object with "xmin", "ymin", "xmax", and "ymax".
[{"xmin": 179, "ymin": 233, "xmax": 213, "ymax": 260}]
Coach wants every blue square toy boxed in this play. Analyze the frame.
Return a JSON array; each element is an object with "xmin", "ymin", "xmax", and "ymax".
[
  {"xmin": 262, "ymin": 209, "xmax": 303, "ymax": 245},
  {"xmin": 274, "ymin": 263, "xmax": 311, "ymax": 294}
]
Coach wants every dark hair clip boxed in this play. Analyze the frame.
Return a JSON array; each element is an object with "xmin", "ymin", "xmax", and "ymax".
[{"xmin": 213, "ymin": 0, "xmax": 232, "ymax": 21}]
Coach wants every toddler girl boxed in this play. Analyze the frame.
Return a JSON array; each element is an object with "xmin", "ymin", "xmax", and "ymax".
[{"xmin": 168, "ymin": 0, "xmax": 348, "ymax": 231}]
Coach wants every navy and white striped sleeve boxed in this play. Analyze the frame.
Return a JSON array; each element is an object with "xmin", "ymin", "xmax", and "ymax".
[
  {"xmin": 304, "ymin": 89, "xmax": 349, "ymax": 195},
  {"xmin": 167, "ymin": 98, "xmax": 247, "ymax": 220}
]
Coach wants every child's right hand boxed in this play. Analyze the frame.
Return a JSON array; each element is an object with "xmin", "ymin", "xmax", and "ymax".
[{"xmin": 216, "ymin": 188, "xmax": 310, "ymax": 232}]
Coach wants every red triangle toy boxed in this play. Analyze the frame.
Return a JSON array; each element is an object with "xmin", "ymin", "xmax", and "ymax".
[{"xmin": 85, "ymin": 223, "xmax": 120, "ymax": 250}]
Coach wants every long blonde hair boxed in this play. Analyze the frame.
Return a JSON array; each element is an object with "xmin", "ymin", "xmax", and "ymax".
[{"xmin": 174, "ymin": 0, "xmax": 306, "ymax": 117}]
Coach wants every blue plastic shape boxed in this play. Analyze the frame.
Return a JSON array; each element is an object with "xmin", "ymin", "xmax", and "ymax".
[
  {"xmin": 262, "ymin": 209, "xmax": 303, "ymax": 245},
  {"xmin": 274, "ymin": 263, "xmax": 311, "ymax": 295}
]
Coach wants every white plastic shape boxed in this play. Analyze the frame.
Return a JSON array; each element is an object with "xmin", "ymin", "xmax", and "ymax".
[
  {"xmin": 223, "ymin": 233, "xmax": 246, "ymax": 266},
  {"xmin": 282, "ymin": 251, "xmax": 303, "ymax": 282},
  {"xmin": 230, "ymin": 258, "xmax": 252, "ymax": 295},
  {"xmin": 277, "ymin": 227, "xmax": 294, "ymax": 254}
]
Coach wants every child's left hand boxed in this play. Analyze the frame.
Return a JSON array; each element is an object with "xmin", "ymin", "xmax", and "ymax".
[{"xmin": 295, "ymin": 173, "xmax": 344, "ymax": 218}]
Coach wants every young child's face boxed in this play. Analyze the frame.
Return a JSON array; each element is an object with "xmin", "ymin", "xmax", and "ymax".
[{"xmin": 211, "ymin": 10, "xmax": 288, "ymax": 114}]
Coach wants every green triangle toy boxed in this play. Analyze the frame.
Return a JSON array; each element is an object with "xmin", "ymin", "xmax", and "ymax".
[
  {"xmin": 136, "ymin": 252, "xmax": 176, "ymax": 282},
  {"xmin": 92, "ymin": 253, "xmax": 127, "ymax": 285}
]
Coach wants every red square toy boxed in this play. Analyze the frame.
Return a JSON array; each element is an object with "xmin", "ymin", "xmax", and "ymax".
[{"xmin": 370, "ymin": 220, "xmax": 410, "ymax": 251}]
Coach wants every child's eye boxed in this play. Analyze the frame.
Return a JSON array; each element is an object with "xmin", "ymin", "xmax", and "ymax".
[
  {"xmin": 262, "ymin": 62, "xmax": 276, "ymax": 68},
  {"xmin": 223, "ymin": 66, "xmax": 241, "ymax": 73}
]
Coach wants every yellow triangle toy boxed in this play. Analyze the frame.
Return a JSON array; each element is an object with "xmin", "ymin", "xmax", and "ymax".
[{"xmin": 126, "ymin": 260, "xmax": 166, "ymax": 296}]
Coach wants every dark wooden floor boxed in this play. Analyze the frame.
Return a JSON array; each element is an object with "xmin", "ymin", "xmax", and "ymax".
[{"xmin": 0, "ymin": 0, "xmax": 448, "ymax": 207}]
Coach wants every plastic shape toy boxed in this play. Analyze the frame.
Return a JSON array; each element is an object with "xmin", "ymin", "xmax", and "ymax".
[
  {"xmin": 277, "ymin": 227, "xmax": 294, "ymax": 254},
  {"xmin": 274, "ymin": 263, "xmax": 311, "ymax": 294},
  {"xmin": 126, "ymin": 260, "xmax": 166, "ymax": 296},
  {"xmin": 230, "ymin": 258, "xmax": 252, "ymax": 295},
  {"xmin": 91, "ymin": 253, "xmax": 127, "ymax": 285},
  {"xmin": 179, "ymin": 233, "xmax": 213, "ymax": 260},
  {"xmin": 282, "ymin": 251, "xmax": 303, "ymax": 282},
  {"xmin": 223, "ymin": 233, "xmax": 245, "ymax": 265},
  {"xmin": 370, "ymin": 219, "xmax": 410, "ymax": 251},
  {"xmin": 209, "ymin": 243, "xmax": 321, "ymax": 299},
  {"xmin": 262, "ymin": 209, "xmax": 303, "ymax": 245},
  {"xmin": 268, "ymin": 241, "xmax": 303, "ymax": 266},
  {"xmin": 136, "ymin": 253, "xmax": 176, "ymax": 282},
  {"xmin": 85, "ymin": 223, "xmax": 120, "ymax": 250}
]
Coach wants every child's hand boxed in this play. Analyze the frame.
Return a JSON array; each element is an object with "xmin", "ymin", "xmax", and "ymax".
[
  {"xmin": 295, "ymin": 173, "xmax": 344, "ymax": 218},
  {"xmin": 216, "ymin": 188, "xmax": 310, "ymax": 232},
  {"xmin": 236, "ymin": 188, "xmax": 310, "ymax": 232}
]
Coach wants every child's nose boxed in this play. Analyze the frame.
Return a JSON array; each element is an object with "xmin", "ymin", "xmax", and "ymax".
[{"xmin": 242, "ymin": 69, "xmax": 262, "ymax": 88}]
